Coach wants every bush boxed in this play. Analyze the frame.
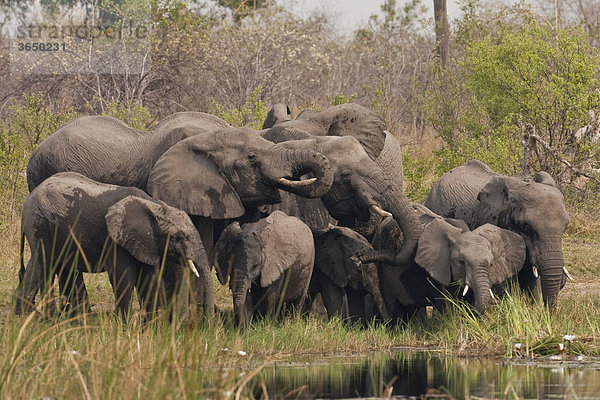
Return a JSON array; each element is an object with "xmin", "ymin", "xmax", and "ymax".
[{"xmin": 424, "ymin": 17, "xmax": 600, "ymax": 184}]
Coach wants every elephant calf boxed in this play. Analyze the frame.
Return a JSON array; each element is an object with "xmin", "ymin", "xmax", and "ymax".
[
  {"xmin": 14, "ymin": 172, "xmax": 214, "ymax": 321},
  {"xmin": 373, "ymin": 204, "xmax": 526, "ymax": 321},
  {"xmin": 310, "ymin": 225, "xmax": 388, "ymax": 323},
  {"xmin": 213, "ymin": 211, "xmax": 314, "ymax": 328}
]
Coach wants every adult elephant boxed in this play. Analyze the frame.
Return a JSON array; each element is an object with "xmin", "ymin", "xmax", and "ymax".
[
  {"xmin": 26, "ymin": 112, "xmax": 231, "ymax": 191},
  {"xmin": 260, "ymin": 134, "xmax": 422, "ymax": 266},
  {"xmin": 423, "ymin": 159, "xmax": 570, "ymax": 307},
  {"xmin": 213, "ymin": 211, "xmax": 314, "ymax": 328},
  {"xmin": 14, "ymin": 173, "xmax": 213, "ymax": 320},
  {"xmin": 263, "ymin": 103, "xmax": 404, "ymax": 190},
  {"xmin": 373, "ymin": 205, "xmax": 526, "ymax": 319},
  {"xmin": 147, "ymin": 127, "xmax": 334, "ymax": 253}
]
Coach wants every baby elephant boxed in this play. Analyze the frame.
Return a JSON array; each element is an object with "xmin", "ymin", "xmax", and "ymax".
[
  {"xmin": 374, "ymin": 204, "xmax": 526, "ymax": 320},
  {"xmin": 213, "ymin": 211, "xmax": 314, "ymax": 328},
  {"xmin": 14, "ymin": 172, "xmax": 214, "ymax": 320}
]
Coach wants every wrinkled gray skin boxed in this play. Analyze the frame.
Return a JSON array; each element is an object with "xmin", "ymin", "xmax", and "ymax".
[
  {"xmin": 263, "ymin": 103, "xmax": 404, "ymax": 192},
  {"xmin": 374, "ymin": 204, "xmax": 526, "ymax": 320},
  {"xmin": 213, "ymin": 211, "xmax": 314, "ymax": 329},
  {"xmin": 262, "ymin": 103, "xmax": 291, "ymax": 129},
  {"xmin": 424, "ymin": 159, "xmax": 570, "ymax": 307},
  {"xmin": 147, "ymin": 127, "xmax": 333, "ymax": 254},
  {"xmin": 26, "ymin": 112, "xmax": 231, "ymax": 192},
  {"xmin": 262, "ymin": 135, "xmax": 422, "ymax": 267},
  {"xmin": 310, "ymin": 225, "xmax": 389, "ymax": 322},
  {"xmin": 14, "ymin": 172, "xmax": 214, "ymax": 320}
]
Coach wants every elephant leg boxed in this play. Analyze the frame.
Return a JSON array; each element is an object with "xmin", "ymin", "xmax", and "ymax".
[
  {"xmin": 57, "ymin": 268, "xmax": 90, "ymax": 317},
  {"xmin": 318, "ymin": 274, "xmax": 346, "ymax": 319},
  {"xmin": 14, "ymin": 258, "xmax": 44, "ymax": 315},
  {"xmin": 107, "ymin": 260, "xmax": 138, "ymax": 321},
  {"xmin": 345, "ymin": 286, "xmax": 366, "ymax": 323},
  {"xmin": 136, "ymin": 267, "xmax": 164, "ymax": 322}
]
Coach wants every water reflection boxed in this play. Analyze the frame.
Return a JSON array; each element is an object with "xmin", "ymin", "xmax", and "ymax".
[{"xmin": 250, "ymin": 351, "xmax": 600, "ymax": 399}]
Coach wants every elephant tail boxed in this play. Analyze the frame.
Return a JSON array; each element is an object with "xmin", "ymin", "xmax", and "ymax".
[{"xmin": 18, "ymin": 228, "xmax": 25, "ymax": 284}]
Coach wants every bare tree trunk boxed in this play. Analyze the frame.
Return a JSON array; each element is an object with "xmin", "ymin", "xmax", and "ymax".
[{"xmin": 433, "ymin": 0, "xmax": 449, "ymax": 67}]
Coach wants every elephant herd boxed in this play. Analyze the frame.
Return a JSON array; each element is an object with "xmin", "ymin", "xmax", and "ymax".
[{"xmin": 13, "ymin": 103, "xmax": 571, "ymax": 328}]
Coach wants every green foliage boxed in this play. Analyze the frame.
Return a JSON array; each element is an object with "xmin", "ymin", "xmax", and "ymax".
[
  {"xmin": 0, "ymin": 94, "xmax": 77, "ymax": 231},
  {"xmin": 210, "ymin": 86, "xmax": 269, "ymax": 129},
  {"xmin": 329, "ymin": 93, "xmax": 357, "ymax": 106},
  {"xmin": 97, "ymin": 99, "xmax": 153, "ymax": 130},
  {"xmin": 401, "ymin": 150, "xmax": 438, "ymax": 203},
  {"xmin": 424, "ymin": 17, "xmax": 600, "ymax": 181}
]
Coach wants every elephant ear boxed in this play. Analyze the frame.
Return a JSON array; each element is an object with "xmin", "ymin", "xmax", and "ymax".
[
  {"xmin": 415, "ymin": 218, "xmax": 464, "ymax": 285},
  {"xmin": 147, "ymin": 137, "xmax": 245, "ymax": 219},
  {"xmin": 475, "ymin": 224, "xmax": 526, "ymax": 286},
  {"xmin": 474, "ymin": 177, "xmax": 510, "ymax": 226},
  {"xmin": 313, "ymin": 226, "xmax": 372, "ymax": 287},
  {"xmin": 533, "ymin": 171, "xmax": 557, "ymax": 186},
  {"xmin": 257, "ymin": 212, "xmax": 310, "ymax": 287},
  {"xmin": 326, "ymin": 104, "xmax": 386, "ymax": 161},
  {"xmin": 106, "ymin": 196, "xmax": 166, "ymax": 266}
]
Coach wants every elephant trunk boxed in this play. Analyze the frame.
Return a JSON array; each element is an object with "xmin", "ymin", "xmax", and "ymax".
[
  {"xmin": 534, "ymin": 237, "xmax": 565, "ymax": 308},
  {"xmin": 184, "ymin": 234, "xmax": 215, "ymax": 318},
  {"xmin": 232, "ymin": 268, "xmax": 251, "ymax": 328},
  {"xmin": 470, "ymin": 265, "xmax": 492, "ymax": 314},
  {"xmin": 382, "ymin": 187, "xmax": 423, "ymax": 266},
  {"xmin": 265, "ymin": 148, "xmax": 334, "ymax": 198}
]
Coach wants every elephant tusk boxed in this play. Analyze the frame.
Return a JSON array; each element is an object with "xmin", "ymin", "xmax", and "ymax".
[
  {"xmin": 489, "ymin": 289, "xmax": 495, "ymax": 300},
  {"xmin": 563, "ymin": 266, "xmax": 574, "ymax": 281},
  {"xmin": 278, "ymin": 177, "xmax": 317, "ymax": 188},
  {"xmin": 187, "ymin": 259, "xmax": 200, "ymax": 278},
  {"xmin": 532, "ymin": 266, "xmax": 539, "ymax": 278},
  {"xmin": 370, "ymin": 204, "xmax": 392, "ymax": 218},
  {"xmin": 462, "ymin": 284, "xmax": 469, "ymax": 297}
]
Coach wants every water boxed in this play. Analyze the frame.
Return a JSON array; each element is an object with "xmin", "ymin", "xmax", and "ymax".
[{"xmin": 247, "ymin": 351, "xmax": 600, "ymax": 399}]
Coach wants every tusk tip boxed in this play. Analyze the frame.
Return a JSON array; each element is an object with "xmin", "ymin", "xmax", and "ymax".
[
  {"xmin": 462, "ymin": 284, "xmax": 469, "ymax": 297},
  {"xmin": 188, "ymin": 259, "xmax": 200, "ymax": 278}
]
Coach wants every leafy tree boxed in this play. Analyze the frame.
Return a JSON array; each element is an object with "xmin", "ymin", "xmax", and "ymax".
[{"xmin": 425, "ymin": 17, "xmax": 600, "ymax": 181}]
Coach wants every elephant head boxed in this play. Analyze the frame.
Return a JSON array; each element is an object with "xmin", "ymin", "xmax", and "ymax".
[
  {"xmin": 312, "ymin": 225, "xmax": 389, "ymax": 320},
  {"xmin": 415, "ymin": 219, "xmax": 526, "ymax": 313},
  {"xmin": 262, "ymin": 104, "xmax": 292, "ymax": 129},
  {"xmin": 147, "ymin": 127, "xmax": 334, "ymax": 220},
  {"xmin": 263, "ymin": 103, "xmax": 387, "ymax": 163},
  {"xmin": 474, "ymin": 175, "xmax": 570, "ymax": 307},
  {"xmin": 213, "ymin": 211, "xmax": 314, "ymax": 328},
  {"xmin": 105, "ymin": 196, "xmax": 214, "ymax": 316},
  {"xmin": 274, "ymin": 136, "xmax": 422, "ymax": 266}
]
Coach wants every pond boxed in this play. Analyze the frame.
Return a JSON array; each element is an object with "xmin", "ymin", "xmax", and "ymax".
[{"xmin": 245, "ymin": 351, "xmax": 600, "ymax": 399}]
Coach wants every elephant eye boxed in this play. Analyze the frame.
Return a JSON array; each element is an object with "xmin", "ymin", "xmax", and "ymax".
[{"xmin": 247, "ymin": 153, "xmax": 258, "ymax": 162}]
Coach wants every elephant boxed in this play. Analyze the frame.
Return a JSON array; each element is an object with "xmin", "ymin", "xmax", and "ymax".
[
  {"xmin": 262, "ymin": 103, "xmax": 404, "ymax": 191},
  {"xmin": 26, "ymin": 112, "xmax": 231, "ymax": 192},
  {"xmin": 373, "ymin": 204, "xmax": 526, "ymax": 320},
  {"xmin": 423, "ymin": 159, "xmax": 570, "ymax": 307},
  {"xmin": 14, "ymin": 172, "xmax": 214, "ymax": 321},
  {"xmin": 261, "ymin": 103, "xmax": 292, "ymax": 129},
  {"xmin": 258, "ymin": 134, "xmax": 422, "ymax": 266},
  {"xmin": 212, "ymin": 211, "xmax": 314, "ymax": 328},
  {"xmin": 310, "ymin": 225, "xmax": 389, "ymax": 322}
]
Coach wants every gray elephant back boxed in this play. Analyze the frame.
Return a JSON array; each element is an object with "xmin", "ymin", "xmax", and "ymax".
[
  {"xmin": 424, "ymin": 159, "xmax": 497, "ymax": 227},
  {"xmin": 151, "ymin": 112, "xmax": 230, "ymax": 134}
]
